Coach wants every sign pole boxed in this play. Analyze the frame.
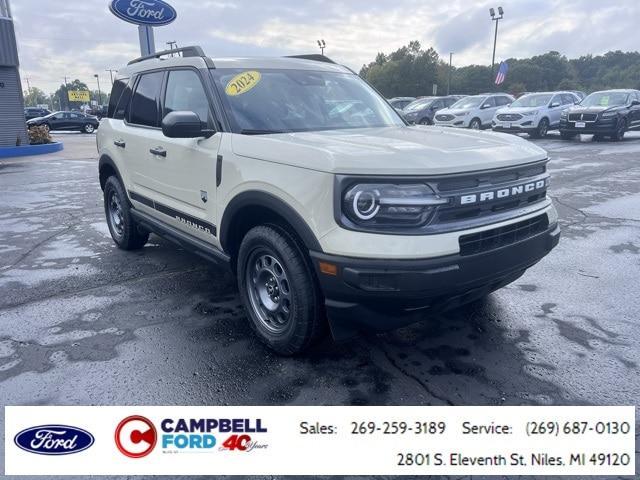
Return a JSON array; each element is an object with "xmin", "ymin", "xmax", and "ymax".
[{"xmin": 138, "ymin": 25, "xmax": 156, "ymax": 56}]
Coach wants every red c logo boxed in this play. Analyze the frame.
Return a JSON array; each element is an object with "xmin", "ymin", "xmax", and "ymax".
[{"xmin": 115, "ymin": 415, "xmax": 157, "ymax": 458}]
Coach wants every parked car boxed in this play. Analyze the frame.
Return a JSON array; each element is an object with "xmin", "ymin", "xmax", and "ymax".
[
  {"xmin": 433, "ymin": 93, "xmax": 514, "ymax": 129},
  {"xmin": 24, "ymin": 107, "xmax": 51, "ymax": 121},
  {"xmin": 26, "ymin": 111, "xmax": 100, "ymax": 134},
  {"xmin": 559, "ymin": 89, "xmax": 640, "ymax": 141},
  {"xmin": 97, "ymin": 46, "xmax": 559, "ymax": 354},
  {"xmin": 387, "ymin": 97, "xmax": 415, "ymax": 111},
  {"xmin": 492, "ymin": 91, "xmax": 580, "ymax": 138},
  {"xmin": 570, "ymin": 91, "xmax": 587, "ymax": 101},
  {"xmin": 402, "ymin": 96, "xmax": 460, "ymax": 125}
]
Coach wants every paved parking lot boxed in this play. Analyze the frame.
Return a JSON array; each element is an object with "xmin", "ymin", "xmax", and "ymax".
[{"xmin": 1, "ymin": 130, "xmax": 639, "ymax": 477}]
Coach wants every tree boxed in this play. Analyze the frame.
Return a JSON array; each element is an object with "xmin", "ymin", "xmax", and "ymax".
[
  {"xmin": 54, "ymin": 79, "xmax": 90, "ymax": 110},
  {"xmin": 23, "ymin": 87, "xmax": 49, "ymax": 107}
]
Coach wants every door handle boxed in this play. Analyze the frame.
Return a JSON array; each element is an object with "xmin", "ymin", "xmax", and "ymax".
[
  {"xmin": 149, "ymin": 147, "xmax": 166, "ymax": 157},
  {"xmin": 114, "ymin": 139, "xmax": 126, "ymax": 148}
]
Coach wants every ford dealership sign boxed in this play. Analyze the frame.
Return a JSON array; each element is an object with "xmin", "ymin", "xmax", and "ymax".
[{"xmin": 109, "ymin": 0, "xmax": 177, "ymax": 26}]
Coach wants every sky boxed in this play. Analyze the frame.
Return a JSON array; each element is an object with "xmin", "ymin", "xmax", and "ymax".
[{"xmin": 10, "ymin": 0, "xmax": 640, "ymax": 95}]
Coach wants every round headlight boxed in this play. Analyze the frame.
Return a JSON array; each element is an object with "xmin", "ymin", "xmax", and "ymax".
[{"xmin": 353, "ymin": 189, "xmax": 380, "ymax": 220}]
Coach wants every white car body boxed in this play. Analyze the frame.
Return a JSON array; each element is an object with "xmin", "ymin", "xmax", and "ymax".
[
  {"xmin": 492, "ymin": 91, "xmax": 580, "ymax": 137},
  {"xmin": 433, "ymin": 94, "xmax": 514, "ymax": 129},
  {"xmin": 97, "ymin": 47, "xmax": 560, "ymax": 352}
]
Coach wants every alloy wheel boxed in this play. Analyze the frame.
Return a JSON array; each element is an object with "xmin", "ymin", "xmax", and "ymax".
[{"xmin": 108, "ymin": 191, "xmax": 124, "ymax": 238}]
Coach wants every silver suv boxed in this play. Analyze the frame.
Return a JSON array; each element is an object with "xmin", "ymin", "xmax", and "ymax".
[{"xmin": 492, "ymin": 91, "xmax": 580, "ymax": 138}]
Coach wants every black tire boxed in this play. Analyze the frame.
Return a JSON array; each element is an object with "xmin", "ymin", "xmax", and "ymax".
[
  {"xmin": 418, "ymin": 117, "xmax": 431, "ymax": 125},
  {"xmin": 469, "ymin": 118, "xmax": 482, "ymax": 130},
  {"xmin": 103, "ymin": 176, "xmax": 149, "ymax": 250},
  {"xmin": 237, "ymin": 224, "xmax": 326, "ymax": 355},
  {"xmin": 611, "ymin": 118, "xmax": 627, "ymax": 142},
  {"xmin": 83, "ymin": 123, "xmax": 95, "ymax": 134},
  {"xmin": 530, "ymin": 118, "xmax": 549, "ymax": 138},
  {"xmin": 560, "ymin": 131, "xmax": 576, "ymax": 140}
]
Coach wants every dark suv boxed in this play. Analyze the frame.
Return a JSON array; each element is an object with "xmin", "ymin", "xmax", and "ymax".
[
  {"xmin": 402, "ymin": 96, "xmax": 461, "ymax": 125},
  {"xmin": 559, "ymin": 89, "xmax": 640, "ymax": 141},
  {"xmin": 24, "ymin": 107, "xmax": 51, "ymax": 121}
]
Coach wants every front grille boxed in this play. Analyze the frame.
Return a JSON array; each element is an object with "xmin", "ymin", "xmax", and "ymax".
[
  {"xmin": 459, "ymin": 215, "xmax": 549, "ymax": 256},
  {"xmin": 568, "ymin": 113, "xmax": 597, "ymax": 122},
  {"xmin": 497, "ymin": 113, "xmax": 523, "ymax": 121},
  {"xmin": 436, "ymin": 114, "xmax": 454, "ymax": 121}
]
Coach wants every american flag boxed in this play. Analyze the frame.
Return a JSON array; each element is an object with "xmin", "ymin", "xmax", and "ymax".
[{"xmin": 495, "ymin": 61, "xmax": 508, "ymax": 85}]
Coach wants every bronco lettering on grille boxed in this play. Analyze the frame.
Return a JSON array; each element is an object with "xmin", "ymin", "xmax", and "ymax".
[{"xmin": 459, "ymin": 179, "xmax": 548, "ymax": 206}]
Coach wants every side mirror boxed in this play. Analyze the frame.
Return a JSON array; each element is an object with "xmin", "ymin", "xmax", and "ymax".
[
  {"xmin": 550, "ymin": 102, "xmax": 561, "ymax": 108},
  {"xmin": 481, "ymin": 103, "xmax": 492, "ymax": 109},
  {"xmin": 631, "ymin": 100, "xmax": 640, "ymax": 106},
  {"xmin": 162, "ymin": 111, "xmax": 214, "ymax": 138}
]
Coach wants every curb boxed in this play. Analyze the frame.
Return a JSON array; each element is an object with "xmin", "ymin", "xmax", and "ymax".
[{"xmin": 0, "ymin": 142, "xmax": 64, "ymax": 159}]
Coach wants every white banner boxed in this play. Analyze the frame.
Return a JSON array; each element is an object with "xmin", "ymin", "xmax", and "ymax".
[{"xmin": 4, "ymin": 406, "xmax": 635, "ymax": 476}]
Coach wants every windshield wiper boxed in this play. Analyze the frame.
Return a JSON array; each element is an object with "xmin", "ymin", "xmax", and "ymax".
[{"xmin": 239, "ymin": 129, "xmax": 288, "ymax": 135}]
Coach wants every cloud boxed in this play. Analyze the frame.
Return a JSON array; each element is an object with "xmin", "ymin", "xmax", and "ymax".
[{"xmin": 9, "ymin": 0, "xmax": 640, "ymax": 95}]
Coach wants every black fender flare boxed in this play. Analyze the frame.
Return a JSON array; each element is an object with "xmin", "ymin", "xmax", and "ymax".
[
  {"xmin": 98, "ymin": 154, "xmax": 124, "ymax": 191},
  {"xmin": 219, "ymin": 190, "xmax": 323, "ymax": 253}
]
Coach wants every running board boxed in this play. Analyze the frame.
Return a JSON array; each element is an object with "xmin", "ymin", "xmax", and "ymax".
[{"xmin": 130, "ymin": 209, "xmax": 231, "ymax": 268}]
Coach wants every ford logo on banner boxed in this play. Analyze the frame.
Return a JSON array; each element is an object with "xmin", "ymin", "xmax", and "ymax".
[
  {"xmin": 14, "ymin": 425, "xmax": 95, "ymax": 455},
  {"xmin": 109, "ymin": 0, "xmax": 177, "ymax": 26}
]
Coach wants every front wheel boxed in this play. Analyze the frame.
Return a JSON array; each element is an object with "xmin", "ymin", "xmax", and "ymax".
[
  {"xmin": 237, "ymin": 225, "xmax": 326, "ymax": 355},
  {"xmin": 611, "ymin": 118, "xmax": 627, "ymax": 141},
  {"xmin": 469, "ymin": 118, "xmax": 482, "ymax": 130},
  {"xmin": 83, "ymin": 123, "xmax": 95, "ymax": 134},
  {"xmin": 103, "ymin": 176, "xmax": 149, "ymax": 250},
  {"xmin": 530, "ymin": 118, "xmax": 549, "ymax": 138}
]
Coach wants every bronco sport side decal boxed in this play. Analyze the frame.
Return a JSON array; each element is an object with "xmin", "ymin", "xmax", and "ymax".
[{"xmin": 129, "ymin": 191, "xmax": 216, "ymax": 236}]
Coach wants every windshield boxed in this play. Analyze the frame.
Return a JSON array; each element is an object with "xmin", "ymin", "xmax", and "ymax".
[
  {"xmin": 581, "ymin": 92, "xmax": 629, "ymax": 107},
  {"xmin": 450, "ymin": 96, "xmax": 484, "ymax": 110},
  {"xmin": 511, "ymin": 94, "xmax": 553, "ymax": 108},
  {"xmin": 404, "ymin": 98, "xmax": 435, "ymax": 112},
  {"xmin": 211, "ymin": 68, "xmax": 404, "ymax": 134}
]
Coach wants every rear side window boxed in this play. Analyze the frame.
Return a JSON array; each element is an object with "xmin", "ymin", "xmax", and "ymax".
[
  {"xmin": 129, "ymin": 71, "xmax": 164, "ymax": 127},
  {"xmin": 107, "ymin": 78, "xmax": 129, "ymax": 118},
  {"xmin": 114, "ymin": 79, "xmax": 134, "ymax": 120},
  {"xmin": 163, "ymin": 69, "xmax": 210, "ymax": 124}
]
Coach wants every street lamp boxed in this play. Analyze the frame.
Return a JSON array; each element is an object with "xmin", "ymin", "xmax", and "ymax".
[
  {"xmin": 94, "ymin": 74, "xmax": 102, "ymax": 107},
  {"xmin": 489, "ymin": 6, "xmax": 504, "ymax": 83},
  {"xmin": 447, "ymin": 52, "xmax": 453, "ymax": 95},
  {"xmin": 317, "ymin": 39, "xmax": 326, "ymax": 55}
]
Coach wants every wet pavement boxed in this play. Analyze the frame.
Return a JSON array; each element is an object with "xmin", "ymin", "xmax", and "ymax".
[{"xmin": 1, "ymin": 131, "xmax": 638, "ymax": 479}]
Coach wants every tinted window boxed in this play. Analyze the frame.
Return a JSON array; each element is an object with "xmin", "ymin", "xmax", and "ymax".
[
  {"xmin": 432, "ymin": 100, "xmax": 443, "ymax": 109},
  {"xmin": 562, "ymin": 94, "xmax": 576, "ymax": 105},
  {"xmin": 445, "ymin": 98, "xmax": 457, "ymax": 107},
  {"xmin": 129, "ymin": 72, "xmax": 164, "ymax": 127},
  {"xmin": 107, "ymin": 78, "xmax": 129, "ymax": 118},
  {"xmin": 163, "ymin": 70, "xmax": 210, "ymax": 123},
  {"xmin": 495, "ymin": 96, "xmax": 511, "ymax": 106},
  {"xmin": 483, "ymin": 97, "xmax": 496, "ymax": 108}
]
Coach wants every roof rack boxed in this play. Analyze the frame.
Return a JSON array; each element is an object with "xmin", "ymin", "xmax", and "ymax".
[
  {"xmin": 128, "ymin": 45, "xmax": 207, "ymax": 65},
  {"xmin": 285, "ymin": 54, "xmax": 336, "ymax": 64}
]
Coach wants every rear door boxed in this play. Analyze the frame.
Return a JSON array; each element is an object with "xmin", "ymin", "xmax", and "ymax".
[{"xmin": 479, "ymin": 96, "xmax": 497, "ymax": 126}]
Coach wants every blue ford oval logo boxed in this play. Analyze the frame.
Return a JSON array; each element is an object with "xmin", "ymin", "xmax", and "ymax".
[
  {"xmin": 109, "ymin": 0, "xmax": 177, "ymax": 26},
  {"xmin": 14, "ymin": 425, "xmax": 94, "ymax": 455}
]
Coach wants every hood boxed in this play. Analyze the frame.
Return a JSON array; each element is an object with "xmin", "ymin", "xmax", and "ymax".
[
  {"xmin": 231, "ymin": 126, "xmax": 547, "ymax": 176},
  {"xmin": 567, "ymin": 105, "xmax": 621, "ymax": 114},
  {"xmin": 26, "ymin": 116, "xmax": 45, "ymax": 123},
  {"xmin": 496, "ymin": 106, "xmax": 541, "ymax": 115}
]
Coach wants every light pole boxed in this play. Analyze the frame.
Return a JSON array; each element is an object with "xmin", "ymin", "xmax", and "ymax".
[
  {"xmin": 489, "ymin": 6, "xmax": 504, "ymax": 84},
  {"xmin": 106, "ymin": 69, "xmax": 118, "ymax": 86},
  {"xmin": 447, "ymin": 53, "xmax": 453, "ymax": 95},
  {"xmin": 94, "ymin": 74, "xmax": 102, "ymax": 107},
  {"xmin": 167, "ymin": 40, "xmax": 177, "ymax": 56},
  {"xmin": 317, "ymin": 39, "xmax": 326, "ymax": 55}
]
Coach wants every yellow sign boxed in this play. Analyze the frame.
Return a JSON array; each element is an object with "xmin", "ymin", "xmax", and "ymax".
[
  {"xmin": 68, "ymin": 90, "xmax": 90, "ymax": 102},
  {"xmin": 225, "ymin": 71, "xmax": 261, "ymax": 96}
]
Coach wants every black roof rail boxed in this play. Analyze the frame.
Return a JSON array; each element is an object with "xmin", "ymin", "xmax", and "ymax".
[
  {"xmin": 285, "ymin": 54, "xmax": 336, "ymax": 64},
  {"xmin": 128, "ymin": 45, "xmax": 207, "ymax": 65}
]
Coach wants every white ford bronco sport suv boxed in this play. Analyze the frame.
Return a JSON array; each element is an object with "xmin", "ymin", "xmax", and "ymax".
[{"xmin": 97, "ymin": 46, "xmax": 560, "ymax": 354}]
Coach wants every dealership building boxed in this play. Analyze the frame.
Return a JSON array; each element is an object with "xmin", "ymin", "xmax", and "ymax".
[{"xmin": 0, "ymin": 0, "xmax": 28, "ymax": 147}]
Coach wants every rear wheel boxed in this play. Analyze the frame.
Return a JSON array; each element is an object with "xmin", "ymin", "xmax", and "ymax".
[
  {"xmin": 469, "ymin": 118, "xmax": 482, "ymax": 130},
  {"xmin": 237, "ymin": 225, "xmax": 326, "ymax": 355},
  {"xmin": 103, "ymin": 176, "xmax": 149, "ymax": 250}
]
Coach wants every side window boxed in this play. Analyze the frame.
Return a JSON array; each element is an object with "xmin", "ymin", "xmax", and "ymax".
[
  {"xmin": 114, "ymin": 79, "xmax": 134, "ymax": 120},
  {"xmin": 550, "ymin": 95, "xmax": 561, "ymax": 106},
  {"xmin": 107, "ymin": 78, "xmax": 129, "ymax": 118},
  {"xmin": 562, "ymin": 94, "xmax": 576, "ymax": 105},
  {"xmin": 497, "ymin": 96, "xmax": 511, "ymax": 106},
  {"xmin": 432, "ymin": 100, "xmax": 443, "ymax": 109},
  {"xmin": 129, "ymin": 71, "xmax": 164, "ymax": 127},
  {"xmin": 483, "ymin": 97, "xmax": 496, "ymax": 108},
  {"xmin": 163, "ymin": 69, "xmax": 210, "ymax": 123}
]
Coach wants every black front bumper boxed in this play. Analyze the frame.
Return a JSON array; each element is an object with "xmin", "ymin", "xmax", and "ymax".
[
  {"xmin": 559, "ymin": 118, "xmax": 616, "ymax": 135},
  {"xmin": 310, "ymin": 222, "xmax": 560, "ymax": 337}
]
